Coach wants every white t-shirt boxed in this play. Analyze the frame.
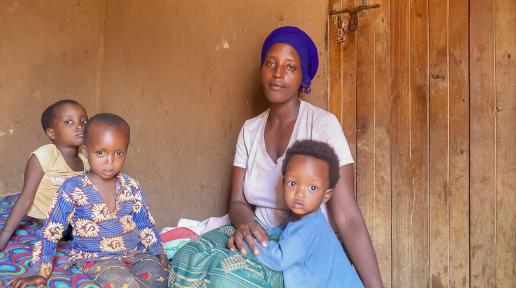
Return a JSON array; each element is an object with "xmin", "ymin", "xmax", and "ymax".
[{"xmin": 233, "ymin": 100, "xmax": 354, "ymax": 229}]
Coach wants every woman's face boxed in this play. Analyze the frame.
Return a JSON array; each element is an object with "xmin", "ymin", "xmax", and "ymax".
[{"xmin": 261, "ymin": 43, "xmax": 302, "ymax": 104}]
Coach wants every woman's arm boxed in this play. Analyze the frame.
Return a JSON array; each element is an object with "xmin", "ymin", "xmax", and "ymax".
[
  {"xmin": 328, "ymin": 164, "xmax": 383, "ymax": 288},
  {"xmin": 227, "ymin": 166, "xmax": 268, "ymax": 256},
  {"xmin": 0, "ymin": 155, "xmax": 44, "ymax": 250}
]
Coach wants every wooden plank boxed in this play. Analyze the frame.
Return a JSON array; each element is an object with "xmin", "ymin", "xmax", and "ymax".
[
  {"xmin": 372, "ymin": 0, "xmax": 392, "ymax": 286},
  {"xmin": 428, "ymin": 0, "xmax": 449, "ymax": 287},
  {"xmin": 329, "ymin": 0, "xmax": 343, "ymax": 124},
  {"xmin": 355, "ymin": 0, "xmax": 376, "ymax": 272},
  {"xmin": 329, "ymin": 0, "xmax": 357, "ymax": 192},
  {"xmin": 448, "ymin": 0, "xmax": 470, "ymax": 286},
  {"xmin": 339, "ymin": 1, "xmax": 358, "ymax": 168},
  {"xmin": 408, "ymin": 0, "xmax": 430, "ymax": 285},
  {"xmin": 390, "ymin": 0, "xmax": 410, "ymax": 284},
  {"xmin": 470, "ymin": 0, "xmax": 497, "ymax": 286},
  {"xmin": 495, "ymin": 0, "xmax": 516, "ymax": 286},
  {"xmin": 391, "ymin": 0, "xmax": 430, "ymax": 286}
]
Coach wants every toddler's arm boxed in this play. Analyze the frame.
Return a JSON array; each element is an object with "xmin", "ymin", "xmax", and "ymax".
[
  {"xmin": 256, "ymin": 234, "xmax": 306, "ymax": 271},
  {"xmin": 0, "ymin": 155, "xmax": 44, "ymax": 250}
]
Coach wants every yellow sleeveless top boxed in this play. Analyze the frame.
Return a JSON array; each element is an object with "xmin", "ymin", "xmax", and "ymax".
[{"xmin": 26, "ymin": 144, "xmax": 89, "ymax": 219}]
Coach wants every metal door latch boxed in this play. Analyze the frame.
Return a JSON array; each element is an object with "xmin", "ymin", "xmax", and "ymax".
[{"xmin": 330, "ymin": 2, "xmax": 380, "ymax": 32}]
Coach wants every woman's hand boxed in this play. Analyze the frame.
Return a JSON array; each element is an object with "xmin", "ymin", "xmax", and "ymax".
[
  {"xmin": 158, "ymin": 254, "xmax": 170, "ymax": 270},
  {"xmin": 227, "ymin": 222, "xmax": 269, "ymax": 256},
  {"xmin": 228, "ymin": 167, "xmax": 269, "ymax": 256},
  {"xmin": 10, "ymin": 275, "xmax": 47, "ymax": 288}
]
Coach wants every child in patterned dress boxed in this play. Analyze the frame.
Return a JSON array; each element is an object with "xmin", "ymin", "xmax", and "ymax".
[
  {"xmin": 0, "ymin": 100, "xmax": 89, "ymax": 250},
  {"xmin": 11, "ymin": 113, "xmax": 170, "ymax": 288}
]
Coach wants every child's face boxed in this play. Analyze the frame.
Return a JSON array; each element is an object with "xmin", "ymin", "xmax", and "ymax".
[
  {"xmin": 83, "ymin": 122, "xmax": 128, "ymax": 180},
  {"xmin": 47, "ymin": 103, "xmax": 88, "ymax": 147},
  {"xmin": 261, "ymin": 43, "xmax": 303, "ymax": 104},
  {"xmin": 283, "ymin": 155, "xmax": 333, "ymax": 218}
]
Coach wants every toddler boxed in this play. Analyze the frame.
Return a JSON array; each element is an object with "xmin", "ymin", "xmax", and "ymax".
[{"xmin": 256, "ymin": 140, "xmax": 364, "ymax": 287}]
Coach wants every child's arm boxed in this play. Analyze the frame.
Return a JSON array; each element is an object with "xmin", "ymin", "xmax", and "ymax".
[
  {"xmin": 130, "ymin": 181, "xmax": 169, "ymax": 269},
  {"xmin": 9, "ymin": 274, "xmax": 47, "ymax": 288},
  {"xmin": 0, "ymin": 155, "xmax": 44, "ymax": 250},
  {"xmin": 29, "ymin": 182, "xmax": 74, "ymax": 279},
  {"xmin": 256, "ymin": 234, "xmax": 306, "ymax": 271}
]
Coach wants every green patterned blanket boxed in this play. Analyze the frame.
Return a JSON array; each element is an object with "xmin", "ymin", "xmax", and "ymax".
[{"xmin": 169, "ymin": 225, "xmax": 283, "ymax": 288}]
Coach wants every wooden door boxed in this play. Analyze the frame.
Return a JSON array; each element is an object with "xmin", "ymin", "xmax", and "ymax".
[{"xmin": 328, "ymin": 0, "xmax": 515, "ymax": 287}]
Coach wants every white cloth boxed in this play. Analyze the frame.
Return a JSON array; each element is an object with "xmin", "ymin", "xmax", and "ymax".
[
  {"xmin": 233, "ymin": 100, "xmax": 354, "ymax": 229},
  {"xmin": 162, "ymin": 215, "xmax": 230, "ymax": 235}
]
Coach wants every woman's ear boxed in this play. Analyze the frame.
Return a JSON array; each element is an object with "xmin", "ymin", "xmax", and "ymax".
[
  {"xmin": 45, "ymin": 128, "xmax": 56, "ymax": 140},
  {"xmin": 322, "ymin": 188, "xmax": 334, "ymax": 203}
]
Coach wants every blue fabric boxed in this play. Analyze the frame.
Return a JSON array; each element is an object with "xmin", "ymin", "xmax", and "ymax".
[
  {"xmin": 256, "ymin": 209, "xmax": 364, "ymax": 288},
  {"xmin": 261, "ymin": 26, "xmax": 319, "ymax": 94}
]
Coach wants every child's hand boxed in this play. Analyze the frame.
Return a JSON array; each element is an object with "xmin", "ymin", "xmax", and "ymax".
[
  {"xmin": 227, "ymin": 222, "xmax": 269, "ymax": 256},
  {"xmin": 0, "ymin": 227, "xmax": 12, "ymax": 250},
  {"xmin": 158, "ymin": 254, "xmax": 171, "ymax": 271},
  {"xmin": 9, "ymin": 275, "xmax": 47, "ymax": 288}
]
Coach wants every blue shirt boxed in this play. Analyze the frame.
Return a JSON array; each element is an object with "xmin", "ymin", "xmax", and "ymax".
[
  {"xmin": 30, "ymin": 172, "xmax": 164, "ymax": 278},
  {"xmin": 257, "ymin": 209, "xmax": 364, "ymax": 288}
]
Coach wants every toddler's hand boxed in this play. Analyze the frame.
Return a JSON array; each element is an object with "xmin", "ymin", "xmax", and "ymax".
[
  {"xmin": 227, "ymin": 222, "xmax": 269, "ymax": 256},
  {"xmin": 158, "ymin": 254, "xmax": 171, "ymax": 271}
]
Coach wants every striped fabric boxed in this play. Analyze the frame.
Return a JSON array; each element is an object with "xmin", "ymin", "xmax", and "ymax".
[{"xmin": 169, "ymin": 225, "xmax": 284, "ymax": 288}]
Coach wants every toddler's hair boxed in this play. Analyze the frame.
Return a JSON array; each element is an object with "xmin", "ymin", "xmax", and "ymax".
[
  {"xmin": 41, "ymin": 99, "xmax": 82, "ymax": 132},
  {"xmin": 282, "ymin": 140, "xmax": 340, "ymax": 189},
  {"xmin": 83, "ymin": 113, "xmax": 130, "ymax": 145}
]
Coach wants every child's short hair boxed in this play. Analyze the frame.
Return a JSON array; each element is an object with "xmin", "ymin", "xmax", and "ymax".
[
  {"xmin": 41, "ymin": 99, "xmax": 81, "ymax": 131},
  {"xmin": 282, "ymin": 140, "xmax": 340, "ymax": 189},
  {"xmin": 83, "ymin": 113, "xmax": 130, "ymax": 145}
]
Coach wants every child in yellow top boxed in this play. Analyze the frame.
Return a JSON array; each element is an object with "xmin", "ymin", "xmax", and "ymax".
[{"xmin": 0, "ymin": 99, "xmax": 89, "ymax": 250}]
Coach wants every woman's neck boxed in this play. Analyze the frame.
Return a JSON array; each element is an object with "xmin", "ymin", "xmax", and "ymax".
[{"xmin": 268, "ymin": 98, "xmax": 301, "ymax": 126}]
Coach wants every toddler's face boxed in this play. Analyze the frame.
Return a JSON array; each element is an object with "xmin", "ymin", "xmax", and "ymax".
[
  {"xmin": 283, "ymin": 155, "xmax": 333, "ymax": 219},
  {"xmin": 84, "ymin": 122, "xmax": 128, "ymax": 180},
  {"xmin": 48, "ymin": 103, "xmax": 87, "ymax": 147}
]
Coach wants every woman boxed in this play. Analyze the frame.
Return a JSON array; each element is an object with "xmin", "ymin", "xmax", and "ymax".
[{"xmin": 170, "ymin": 26, "xmax": 383, "ymax": 288}]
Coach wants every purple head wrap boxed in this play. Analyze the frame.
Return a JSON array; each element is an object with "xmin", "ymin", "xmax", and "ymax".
[{"xmin": 261, "ymin": 26, "xmax": 319, "ymax": 94}]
